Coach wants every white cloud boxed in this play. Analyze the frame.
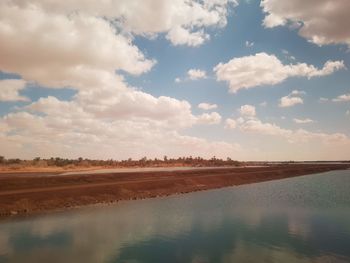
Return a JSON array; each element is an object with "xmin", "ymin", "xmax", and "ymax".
[
  {"xmin": 0, "ymin": 3, "xmax": 156, "ymax": 90},
  {"xmin": 166, "ymin": 27, "xmax": 209, "ymax": 47},
  {"xmin": 279, "ymin": 91, "xmax": 304, "ymax": 108},
  {"xmin": 176, "ymin": 69, "xmax": 207, "ymax": 83},
  {"xmin": 1, "ymin": 1, "xmax": 349, "ymax": 161},
  {"xmin": 245, "ymin": 41, "xmax": 254, "ymax": 48},
  {"xmin": 27, "ymin": 96, "xmax": 87, "ymax": 119},
  {"xmin": 332, "ymin": 94, "xmax": 350, "ymax": 102},
  {"xmin": 198, "ymin": 103, "xmax": 218, "ymax": 110},
  {"xmin": 261, "ymin": 0, "xmax": 350, "ymax": 47},
  {"xmin": 197, "ymin": 112, "xmax": 222, "ymax": 125},
  {"xmin": 214, "ymin": 53, "xmax": 345, "ymax": 93},
  {"xmin": 28, "ymin": 85, "xmax": 197, "ymax": 130},
  {"xmin": 279, "ymin": 96, "xmax": 303, "ymax": 107},
  {"xmin": 0, "ymin": 1, "xmax": 244, "ymax": 159},
  {"xmin": 15, "ymin": 0, "xmax": 236, "ymax": 47},
  {"xmin": 226, "ymin": 106, "xmax": 349, "ymax": 148},
  {"xmin": 0, "ymin": 79, "xmax": 29, "ymax": 102},
  {"xmin": 225, "ymin": 118, "xmax": 237, "ymax": 129},
  {"xmin": 239, "ymin": 105, "xmax": 256, "ymax": 117},
  {"xmin": 0, "ymin": 111, "xmax": 240, "ymax": 159},
  {"xmin": 237, "ymin": 117, "xmax": 350, "ymax": 145},
  {"xmin": 1, "ymin": 77, "xmax": 233, "ymax": 159},
  {"xmin": 187, "ymin": 69, "xmax": 207, "ymax": 80},
  {"xmin": 2, "ymin": 95, "xmax": 240, "ymax": 159},
  {"xmin": 260, "ymin": 101, "xmax": 267, "ymax": 107},
  {"xmin": 293, "ymin": 118, "xmax": 315, "ymax": 124},
  {"xmin": 240, "ymin": 119, "xmax": 291, "ymax": 137},
  {"xmin": 347, "ymin": 110, "xmax": 350, "ymax": 116},
  {"xmin": 236, "ymin": 117, "xmax": 245, "ymax": 124}
]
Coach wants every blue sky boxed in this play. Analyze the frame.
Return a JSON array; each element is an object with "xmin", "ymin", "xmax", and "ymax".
[{"xmin": 0, "ymin": 0, "xmax": 349, "ymax": 160}]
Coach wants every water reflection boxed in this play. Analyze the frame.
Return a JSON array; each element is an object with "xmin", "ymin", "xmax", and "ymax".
[{"xmin": 0, "ymin": 171, "xmax": 350, "ymax": 263}]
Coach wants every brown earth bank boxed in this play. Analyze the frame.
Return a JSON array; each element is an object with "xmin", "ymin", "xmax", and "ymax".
[{"xmin": 0, "ymin": 164, "xmax": 349, "ymax": 219}]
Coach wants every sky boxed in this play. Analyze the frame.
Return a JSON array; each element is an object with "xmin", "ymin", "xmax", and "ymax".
[{"xmin": 0, "ymin": 0, "xmax": 349, "ymax": 161}]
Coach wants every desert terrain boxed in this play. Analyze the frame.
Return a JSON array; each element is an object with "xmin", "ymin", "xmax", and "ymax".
[{"xmin": 0, "ymin": 164, "xmax": 349, "ymax": 218}]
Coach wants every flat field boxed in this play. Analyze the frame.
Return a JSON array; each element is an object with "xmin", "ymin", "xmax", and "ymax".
[{"xmin": 0, "ymin": 164, "xmax": 349, "ymax": 218}]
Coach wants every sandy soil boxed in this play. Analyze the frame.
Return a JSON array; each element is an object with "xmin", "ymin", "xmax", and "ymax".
[
  {"xmin": 0, "ymin": 164, "xmax": 349, "ymax": 218},
  {"xmin": 0, "ymin": 166, "xmax": 109, "ymax": 174}
]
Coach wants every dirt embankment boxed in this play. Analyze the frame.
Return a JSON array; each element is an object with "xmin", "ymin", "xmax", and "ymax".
[{"xmin": 0, "ymin": 164, "xmax": 349, "ymax": 218}]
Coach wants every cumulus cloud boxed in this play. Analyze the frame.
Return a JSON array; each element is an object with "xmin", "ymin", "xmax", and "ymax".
[
  {"xmin": 228, "ymin": 116, "xmax": 350, "ymax": 145},
  {"xmin": 27, "ymin": 85, "xmax": 198, "ymax": 130},
  {"xmin": 175, "ymin": 69, "xmax": 208, "ymax": 83},
  {"xmin": 247, "ymin": 120, "xmax": 350, "ymax": 144},
  {"xmin": 240, "ymin": 119, "xmax": 291, "ymax": 137},
  {"xmin": 0, "ymin": 3, "xmax": 156, "ymax": 90},
  {"xmin": 225, "ymin": 118, "xmax": 237, "ymax": 129},
  {"xmin": 214, "ymin": 53, "xmax": 345, "ymax": 93},
  {"xmin": 0, "ymin": 79, "xmax": 29, "ymax": 102},
  {"xmin": 279, "ymin": 97, "xmax": 303, "ymax": 108},
  {"xmin": 1, "ymin": 74, "xmax": 229, "ymax": 160},
  {"xmin": 10, "ymin": 0, "xmax": 236, "ymax": 47},
  {"xmin": 166, "ymin": 27, "xmax": 209, "ymax": 47},
  {"xmin": 197, "ymin": 112, "xmax": 222, "ymax": 125},
  {"xmin": 261, "ymin": 0, "xmax": 350, "ymax": 47},
  {"xmin": 2, "ymin": 94, "xmax": 238, "ymax": 159},
  {"xmin": 198, "ymin": 103, "xmax": 218, "ymax": 110},
  {"xmin": 0, "ymin": 111, "xmax": 240, "ymax": 159},
  {"xmin": 293, "ymin": 118, "xmax": 315, "ymax": 124},
  {"xmin": 187, "ymin": 69, "xmax": 207, "ymax": 80},
  {"xmin": 279, "ymin": 90, "xmax": 304, "ymax": 108},
  {"xmin": 239, "ymin": 105, "xmax": 256, "ymax": 117},
  {"xmin": 0, "ymin": 1, "xmax": 243, "ymax": 159},
  {"xmin": 225, "ymin": 106, "xmax": 349, "ymax": 147},
  {"xmin": 332, "ymin": 94, "xmax": 350, "ymax": 102}
]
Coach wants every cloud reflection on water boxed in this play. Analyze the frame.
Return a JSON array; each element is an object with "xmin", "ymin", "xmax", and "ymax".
[{"xmin": 0, "ymin": 171, "xmax": 350, "ymax": 263}]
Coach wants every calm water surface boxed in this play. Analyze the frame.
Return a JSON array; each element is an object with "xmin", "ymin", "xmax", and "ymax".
[{"xmin": 1, "ymin": 170, "xmax": 350, "ymax": 263}]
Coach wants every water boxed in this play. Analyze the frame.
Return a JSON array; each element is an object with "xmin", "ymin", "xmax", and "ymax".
[{"xmin": 1, "ymin": 170, "xmax": 350, "ymax": 263}]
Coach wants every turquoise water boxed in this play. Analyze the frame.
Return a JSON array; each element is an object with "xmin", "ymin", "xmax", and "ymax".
[{"xmin": 1, "ymin": 170, "xmax": 350, "ymax": 263}]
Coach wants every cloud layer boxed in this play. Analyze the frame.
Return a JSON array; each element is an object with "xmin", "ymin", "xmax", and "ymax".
[
  {"xmin": 226, "ymin": 115, "xmax": 349, "ymax": 145},
  {"xmin": 0, "ymin": 1, "xmax": 349, "ymax": 161},
  {"xmin": 0, "ymin": 0, "xmax": 241, "ymax": 159}
]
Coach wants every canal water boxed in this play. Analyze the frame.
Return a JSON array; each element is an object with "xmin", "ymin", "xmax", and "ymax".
[{"xmin": 1, "ymin": 170, "xmax": 350, "ymax": 263}]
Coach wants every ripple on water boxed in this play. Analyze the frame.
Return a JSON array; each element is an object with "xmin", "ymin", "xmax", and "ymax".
[{"xmin": 0, "ymin": 170, "xmax": 350, "ymax": 263}]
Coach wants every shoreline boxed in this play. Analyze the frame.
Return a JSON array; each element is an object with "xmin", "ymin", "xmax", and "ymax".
[{"xmin": 0, "ymin": 164, "xmax": 349, "ymax": 219}]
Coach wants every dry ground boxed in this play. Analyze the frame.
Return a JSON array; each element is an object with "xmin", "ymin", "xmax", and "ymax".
[{"xmin": 0, "ymin": 164, "xmax": 349, "ymax": 218}]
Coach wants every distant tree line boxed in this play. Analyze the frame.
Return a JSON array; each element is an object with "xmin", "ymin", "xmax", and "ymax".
[{"xmin": 0, "ymin": 155, "xmax": 242, "ymax": 168}]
